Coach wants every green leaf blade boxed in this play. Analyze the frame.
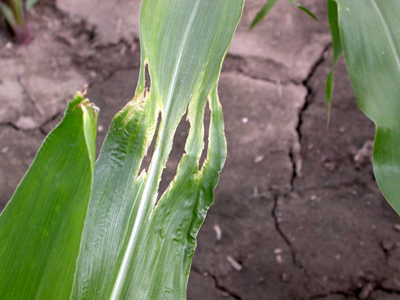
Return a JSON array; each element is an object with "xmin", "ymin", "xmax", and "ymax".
[
  {"xmin": 250, "ymin": 0, "xmax": 277, "ymax": 30},
  {"xmin": 335, "ymin": 0, "xmax": 400, "ymax": 213},
  {"xmin": 0, "ymin": 93, "xmax": 97, "ymax": 300},
  {"xmin": 326, "ymin": 0, "xmax": 343, "ymax": 118},
  {"xmin": 288, "ymin": 0, "xmax": 318, "ymax": 20},
  {"xmin": 71, "ymin": 1, "xmax": 243, "ymax": 299}
]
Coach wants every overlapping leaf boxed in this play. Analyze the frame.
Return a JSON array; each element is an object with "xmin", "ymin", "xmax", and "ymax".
[
  {"xmin": 71, "ymin": 1, "xmax": 244, "ymax": 299},
  {"xmin": 0, "ymin": 93, "xmax": 97, "ymax": 300},
  {"xmin": 332, "ymin": 0, "xmax": 400, "ymax": 213}
]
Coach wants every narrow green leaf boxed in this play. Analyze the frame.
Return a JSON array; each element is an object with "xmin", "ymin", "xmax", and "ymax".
[
  {"xmin": 0, "ymin": 3, "xmax": 18, "ymax": 27},
  {"xmin": 9, "ymin": 0, "xmax": 24, "ymax": 25},
  {"xmin": 26, "ymin": 0, "xmax": 39, "ymax": 11},
  {"xmin": 71, "ymin": 1, "xmax": 243, "ymax": 299},
  {"xmin": 250, "ymin": 0, "xmax": 277, "ymax": 30},
  {"xmin": 0, "ymin": 93, "xmax": 98, "ymax": 300},
  {"xmin": 288, "ymin": 0, "xmax": 318, "ymax": 20},
  {"xmin": 326, "ymin": 0, "xmax": 343, "ymax": 121},
  {"xmin": 334, "ymin": 0, "xmax": 400, "ymax": 213}
]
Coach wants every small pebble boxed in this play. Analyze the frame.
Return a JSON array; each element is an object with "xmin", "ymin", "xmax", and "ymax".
[
  {"xmin": 274, "ymin": 248, "xmax": 283, "ymax": 264},
  {"xmin": 393, "ymin": 224, "xmax": 400, "ymax": 232},
  {"xmin": 15, "ymin": 116, "xmax": 37, "ymax": 130},
  {"xmin": 359, "ymin": 282, "xmax": 375, "ymax": 299},
  {"xmin": 281, "ymin": 273, "xmax": 290, "ymax": 283},
  {"xmin": 382, "ymin": 240, "xmax": 395, "ymax": 252},
  {"xmin": 227, "ymin": 255, "xmax": 242, "ymax": 272},
  {"xmin": 275, "ymin": 254, "xmax": 283, "ymax": 264},
  {"xmin": 241, "ymin": 117, "xmax": 248, "ymax": 124},
  {"xmin": 253, "ymin": 155, "xmax": 264, "ymax": 163},
  {"xmin": 213, "ymin": 224, "xmax": 222, "ymax": 241}
]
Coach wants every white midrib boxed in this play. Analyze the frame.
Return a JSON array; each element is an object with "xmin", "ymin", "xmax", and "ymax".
[
  {"xmin": 370, "ymin": 0, "xmax": 400, "ymax": 72},
  {"xmin": 109, "ymin": 1, "xmax": 201, "ymax": 299}
]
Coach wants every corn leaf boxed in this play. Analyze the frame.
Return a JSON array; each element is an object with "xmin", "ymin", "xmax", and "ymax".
[
  {"xmin": 250, "ymin": 0, "xmax": 316, "ymax": 30},
  {"xmin": 26, "ymin": 0, "xmax": 39, "ymax": 11},
  {"xmin": 287, "ymin": 0, "xmax": 318, "ymax": 21},
  {"xmin": 250, "ymin": 0, "xmax": 277, "ymax": 30},
  {"xmin": 71, "ymin": 1, "xmax": 244, "ymax": 299},
  {"xmin": 0, "ymin": 93, "xmax": 98, "ymax": 300},
  {"xmin": 326, "ymin": 0, "xmax": 343, "ymax": 120},
  {"xmin": 334, "ymin": 0, "xmax": 400, "ymax": 213},
  {"xmin": 0, "ymin": 3, "xmax": 18, "ymax": 27}
]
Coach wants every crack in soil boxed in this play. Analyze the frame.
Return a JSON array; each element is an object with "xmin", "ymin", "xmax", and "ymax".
[
  {"xmin": 307, "ymin": 281, "xmax": 400, "ymax": 300},
  {"xmin": 269, "ymin": 44, "xmax": 333, "ymax": 284},
  {"xmin": 191, "ymin": 267, "xmax": 243, "ymax": 300},
  {"xmin": 209, "ymin": 274, "xmax": 243, "ymax": 300},
  {"xmin": 373, "ymin": 285, "xmax": 400, "ymax": 296},
  {"xmin": 272, "ymin": 193, "xmax": 303, "ymax": 269},
  {"xmin": 0, "ymin": 122, "xmax": 20, "ymax": 131},
  {"xmin": 222, "ymin": 54, "xmax": 305, "ymax": 86},
  {"xmin": 0, "ymin": 122, "xmax": 47, "ymax": 139},
  {"xmin": 290, "ymin": 43, "xmax": 332, "ymax": 190},
  {"xmin": 308, "ymin": 281, "xmax": 400, "ymax": 300},
  {"xmin": 308, "ymin": 289, "xmax": 358, "ymax": 300},
  {"xmin": 39, "ymin": 111, "xmax": 64, "ymax": 135}
]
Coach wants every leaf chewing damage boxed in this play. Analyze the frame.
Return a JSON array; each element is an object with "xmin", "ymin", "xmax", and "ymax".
[{"xmin": 71, "ymin": 1, "xmax": 244, "ymax": 299}]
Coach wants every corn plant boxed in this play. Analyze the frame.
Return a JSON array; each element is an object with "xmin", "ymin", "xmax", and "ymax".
[
  {"xmin": 253, "ymin": 0, "xmax": 400, "ymax": 214},
  {"xmin": 327, "ymin": 0, "xmax": 400, "ymax": 215},
  {"xmin": 0, "ymin": 0, "xmax": 244, "ymax": 299},
  {"xmin": 1, "ymin": 0, "xmax": 400, "ymax": 299},
  {"xmin": 0, "ymin": 0, "xmax": 37, "ymax": 44}
]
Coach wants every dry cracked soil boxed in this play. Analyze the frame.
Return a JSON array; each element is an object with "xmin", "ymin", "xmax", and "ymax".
[{"xmin": 1, "ymin": 1, "xmax": 400, "ymax": 299}]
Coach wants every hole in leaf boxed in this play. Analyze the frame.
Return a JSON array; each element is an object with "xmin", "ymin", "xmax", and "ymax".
[
  {"xmin": 156, "ymin": 113, "xmax": 190, "ymax": 204},
  {"xmin": 144, "ymin": 63, "xmax": 151, "ymax": 93},
  {"xmin": 199, "ymin": 100, "xmax": 211, "ymax": 170},
  {"xmin": 139, "ymin": 112, "xmax": 161, "ymax": 175}
]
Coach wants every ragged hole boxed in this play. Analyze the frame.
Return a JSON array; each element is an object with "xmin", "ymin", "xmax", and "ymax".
[
  {"xmin": 155, "ymin": 113, "xmax": 190, "ymax": 205},
  {"xmin": 144, "ymin": 63, "xmax": 151, "ymax": 94},
  {"xmin": 139, "ymin": 112, "xmax": 161, "ymax": 175},
  {"xmin": 199, "ymin": 100, "xmax": 211, "ymax": 171}
]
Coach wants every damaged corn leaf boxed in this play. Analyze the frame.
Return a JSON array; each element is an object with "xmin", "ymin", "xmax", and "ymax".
[
  {"xmin": 0, "ymin": 93, "xmax": 97, "ymax": 300},
  {"xmin": 332, "ymin": 0, "xmax": 400, "ymax": 213},
  {"xmin": 71, "ymin": 1, "xmax": 244, "ymax": 299}
]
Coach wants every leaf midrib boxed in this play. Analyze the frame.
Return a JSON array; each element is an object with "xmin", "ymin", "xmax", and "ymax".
[{"xmin": 108, "ymin": 1, "xmax": 201, "ymax": 299}]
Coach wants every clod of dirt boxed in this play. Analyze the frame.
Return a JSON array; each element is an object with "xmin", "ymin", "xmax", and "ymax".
[
  {"xmin": 354, "ymin": 140, "xmax": 374, "ymax": 166},
  {"xmin": 213, "ymin": 225, "xmax": 222, "ymax": 241},
  {"xmin": 227, "ymin": 255, "xmax": 242, "ymax": 272},
  {"xmin": 15, "ymin": 116, "xmax": 37, "ymax": 130}
]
